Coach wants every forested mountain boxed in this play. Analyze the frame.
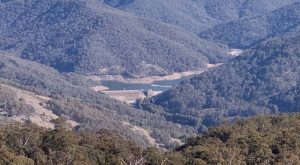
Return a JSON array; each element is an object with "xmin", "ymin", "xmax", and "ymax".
[
  {"xmin": 0, "ymin": 53, "xmax": 198, "ymax": 148},
  {"xmin": 199, "ymin": 2, "xmax": 300, "ymax": 48},
  {"xmin": 2, "ymin": 0, "xmax": 300, "ymax": 162},
  {"xmin": 102, "ymin": 0, "xmax": 300, "ymax": 33},
  {"xmin": 0, "ymin": 0, "xmax": 228, "ymax": 77},
  {"xmin": 150, "ymin": 34, "xmax": 300, "ymax": 128}
]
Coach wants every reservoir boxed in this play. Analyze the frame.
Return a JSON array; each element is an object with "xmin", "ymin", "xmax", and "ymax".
[{"xmin": 101, "ymin": 76, "xmax": 192, "ymax": 91}]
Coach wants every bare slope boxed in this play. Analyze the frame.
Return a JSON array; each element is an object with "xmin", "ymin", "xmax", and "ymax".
[{"xmin": 0, "ymin": 83, "xmax": 78, "ymax": 129}]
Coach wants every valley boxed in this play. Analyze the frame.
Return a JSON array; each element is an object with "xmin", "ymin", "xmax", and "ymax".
[
  {"xmin": 0, "ymin": 0, "xmax": 300, "ymax": 164},
  {"xmin": 91, "ymin": 63, "xmax": 222, "ymax": 103}
]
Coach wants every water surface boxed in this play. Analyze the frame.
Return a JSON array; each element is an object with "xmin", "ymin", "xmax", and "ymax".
[{"xmin": 101, "ymin": 76, "xmax": 192, "ymax": 91}]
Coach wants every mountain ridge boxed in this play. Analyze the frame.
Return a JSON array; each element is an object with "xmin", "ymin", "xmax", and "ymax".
[
  {"xmin": 102, "ymin": 0, "xmax": 300, "ymax": 33},
  {"xmin": 150, "ymin": 34, "xmax": 300, "ymax": 128},
  {"xmin": 199, "ymin": 2, "xmax": 300, "ymax": 48},
  {"xmin": 0, "ymin": 0, "xmax": 228, "ymax": 77}
]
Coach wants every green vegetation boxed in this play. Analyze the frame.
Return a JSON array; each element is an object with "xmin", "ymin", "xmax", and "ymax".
[
  {"xmin": 103, "ymin": 0, "xmax": 300, "ymax": 34},
  {"xmin": 168, "ymin": 114, "xmax": 300, "ymax": 164},
  {"xmin": 0, "ymin": 118, "xmax": 149, "ymax": 165},
  {"xmin": 0, "ymin": 54, "xmax": 196, "ymax": 148},
  {"xmin": 200, "ymin": 2, "xmax": 300, "ymax": 48},
  {"xmin": 150, "ymin": 34, "xmax": 300, "ymax": 129},
  {"xmin": 1, "ymin": 0, "xmax": 300, "ymax": 159},
  {"xmin": 3, "ymin": 114, "xmax": 300, "ymax": 165},
  {"xmin": 0, "ymin": 0, "xmax": 228, "ymax": 76}
]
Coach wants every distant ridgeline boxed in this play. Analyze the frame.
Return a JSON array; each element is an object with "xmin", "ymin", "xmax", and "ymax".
[
  {"xmin": 199, "ymin": 2, "xmax": 300, "ymax": 48},
  {"xmin": 102, "ymin": 0, "xmax": 300, "ymax": 34},
  {"xmin": 0, "ymin": 0, "xmax": 229, "ymax": 77}
]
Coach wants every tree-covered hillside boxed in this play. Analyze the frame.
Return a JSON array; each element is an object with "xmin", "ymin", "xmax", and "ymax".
[
  {"xmin": 0, "ymin": 119, "xmax": 147, "ymax": 165},
  {"xmin": 2, "ymin": 0, "xmax": 300, "ymax": 160},
  {"xmin": 0, "ymin": 53, "xmax": 197, "ymax": 148},
  {"xmin": 102, "ymin": 0, "xmax": 300, "ymax": 33},
  {"xmin": 199, "ymin": 2, "xmax": 300, "ymax": 49},
  {"xmin": 4, "ymin": 114, "xmax": 300, "ymax": 165},
  {"xmin": 150, "ymin": 34, "xmax": 300, "ymax": 129},
  {"xmin": 0, "ymin": 0, "xmax": 228, "ymax": 77},
  {"xmin": 167, "ymin": 114, "xmax": 300, "ymax": 164}
]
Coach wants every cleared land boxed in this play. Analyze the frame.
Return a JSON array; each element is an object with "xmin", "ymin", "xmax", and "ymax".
[
  {"xmin": 227, "ymin": 49, "xmax": 243, "ymax": 56},
  {"xmin": 89, "ymin": 63, "xmax": 222, "ymax": 84},
  {"xmin": 91, "ymin": 86, "xmax": 110, "ymax": 92},
  {"xmin": 0, "ymin": 84, "xmax": 78, "ymax": 128},
  {"xmin": 122, "ymin": 122, "xmax": 162, "ymax": 149}
]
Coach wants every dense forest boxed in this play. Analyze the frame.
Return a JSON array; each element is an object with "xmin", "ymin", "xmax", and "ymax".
[
  {"xmin": 0, "ymin": 118, "xmax": 152, "ymax": 165},
  {"xmin": 2, "ymin": 114, "xmax": 300, "ymax": 164},
  {"xmin": 148, "ymin": 34, "xmax": 300, "ymax": 129},
  {"xmin": 199, "ymin": 2, "xmax": 300, "ymax": 49},
  {"xmin": 102, "ymin": 0, "xmax": 300, "ymax": 34},
  {"xmin": 169, "ymin": 114, "xmax": 300, "ymax": 164},
  {"xmin": 0, "ymin": 0, "xmax": 229, "ymax": 76}
]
